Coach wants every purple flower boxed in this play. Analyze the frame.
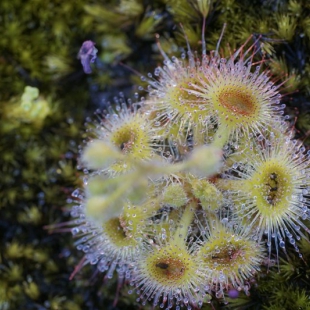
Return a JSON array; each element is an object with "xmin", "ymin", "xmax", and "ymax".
[
  {"xmin": 228, "ymin": 289, "xmax": 239, "ymax": 299},
  {"xmin": 78, "ymin": 41, "xmax": 98, "ymax": 74}
]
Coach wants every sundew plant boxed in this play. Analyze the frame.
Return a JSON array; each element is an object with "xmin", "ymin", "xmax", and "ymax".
[{"xmin": 67, "ymin": 8, "xmax": 310, "ymax": 310}]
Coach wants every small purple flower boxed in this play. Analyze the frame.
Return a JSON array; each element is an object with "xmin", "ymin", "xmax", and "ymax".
[
  {"xmin": 78, "ymin": 40, "xmax": 98, "ymax": 74},
  {"xmin": 228, "ymin": 289, "xmax": 239, "ymax": 299}
]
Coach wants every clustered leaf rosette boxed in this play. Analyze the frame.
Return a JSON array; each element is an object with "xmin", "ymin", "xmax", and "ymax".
[{"xmin": 67, "ymin": 30, "xmax": 310, "ymax": 310}]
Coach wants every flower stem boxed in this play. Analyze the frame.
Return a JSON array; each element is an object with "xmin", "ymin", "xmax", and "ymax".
[
  {"xmin": 173, "ymin": 201, "xmax": 197, "ymax": 247},
  {"xmin": 211, "ymin": 125, "xmax": 231, "ymax": 148}
]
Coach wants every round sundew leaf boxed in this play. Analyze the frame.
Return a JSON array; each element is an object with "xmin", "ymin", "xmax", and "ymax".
[
  {"xmin": 225, "ymin": 135, "xmax": 310, "ymax": 260},
  {"xmin": 131, "ymin": 241, "xmax": 206, "ymax": 309},
  {"xmin": 188, "ymin": 54, "xmax": 286, "ymax": 144},
  {"xmin": 196, "ymin": 221, "xmax": 264, "ymax": 295},
  {"xmin": 86, "ymin": 104, "xmax": 156, "ymax": 176}
]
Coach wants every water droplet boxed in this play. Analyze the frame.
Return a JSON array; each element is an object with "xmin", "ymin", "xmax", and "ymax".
[
  {"xmin": 257, "ymin": 135, "xmax": 264, "ymax": 142},
  {"xmin": 71, "ymin": 227, "xmax": 79, "ymax": 235},
  {"xmin": 72, "ymin": 189, "xmax": 80, "ymax": 198}
]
